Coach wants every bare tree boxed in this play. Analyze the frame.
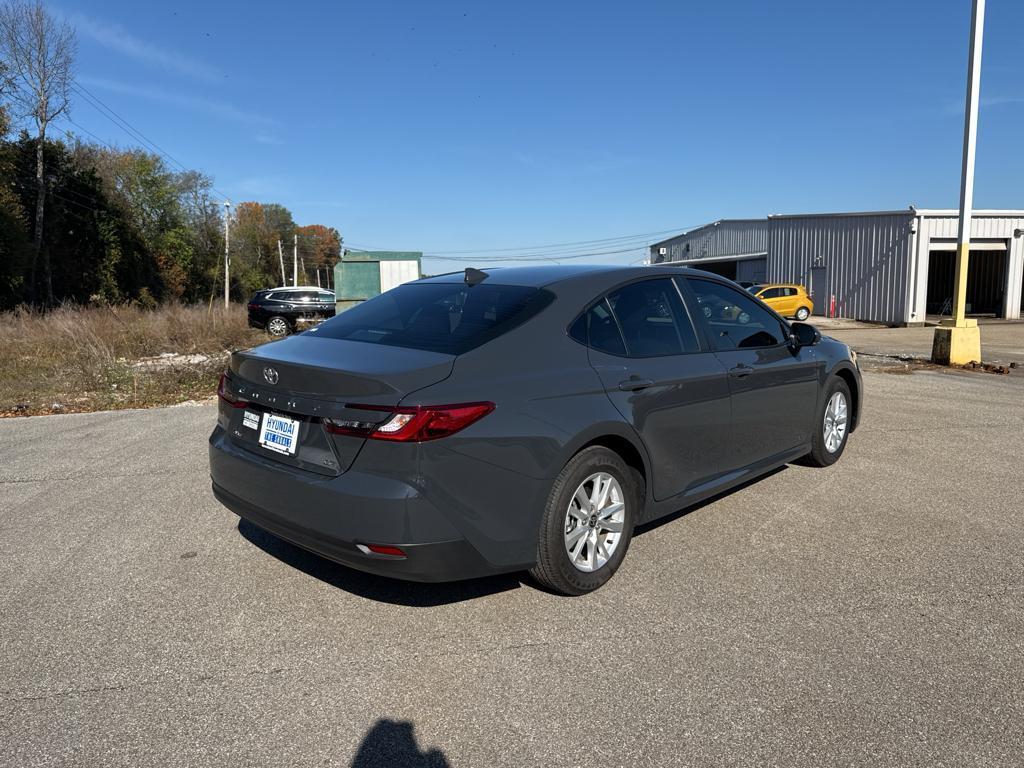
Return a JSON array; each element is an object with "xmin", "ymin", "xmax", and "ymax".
[{"xmin": 0, "ymin": 1, "xmax": 75, "ymax": 306}]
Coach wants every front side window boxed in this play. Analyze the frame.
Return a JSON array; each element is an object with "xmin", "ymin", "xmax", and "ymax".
[
  {"xmin": 685, "ymin": 278, "xmax": 787, "ymax": 351},
  {"xmin": 310, "ymin": 282, "xmax": 552, "ymax": 354},
  {"xmin": 759, "ymin": 287, "xmax": 783, "ymax": 300}
]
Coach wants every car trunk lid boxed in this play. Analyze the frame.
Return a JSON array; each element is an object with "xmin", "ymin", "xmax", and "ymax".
[{"xmin": 220, "ymin": 335, "xmax": 454, "ymax": 475}]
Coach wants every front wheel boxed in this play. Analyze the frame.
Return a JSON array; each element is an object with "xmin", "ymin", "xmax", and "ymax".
[
  {"xmin": 266, "ymin": 316, "xmax": 291, "ymax": 337},
  {"xmin": 529, "ymin": 446, "xmax": 639, "ymax": 595},
  {"xmin": 795, "ymin": 306, "xmax": 811, "ymax": 321},
  {"xmin": 804, "ymin": 377, "xmax": 851, "ymax": 467}
]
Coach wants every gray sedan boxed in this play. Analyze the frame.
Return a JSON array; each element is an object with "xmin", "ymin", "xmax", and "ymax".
[{"xmin": 209, "ymin": 265, "xmax": 862, "ymax": 595}]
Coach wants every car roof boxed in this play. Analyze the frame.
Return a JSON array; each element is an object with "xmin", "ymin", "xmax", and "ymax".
[
  {"xmin": 416, "ymin": 264, "xmax": 730, "ymax": 289},
  {"xmin": 754, "ymin": 283, "xmax": 804, "ymax": 290},
  {"xmin": 266, "ymin": 286, "xmax": 333, "ymax": 292}
]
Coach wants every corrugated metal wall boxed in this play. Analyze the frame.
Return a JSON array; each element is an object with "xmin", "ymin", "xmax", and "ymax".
[
  {"xmin": 767, "ymin": 213, "xmax": 914, "ymax": 325},
  {"xmin": 651, "ymin": 211, "xmax": 1024, "ymax": 322},
  {"xmin": 736, "ymin": 258, "xmax": 767, "ymax": 283},
  {"xmin": 651, "ymin": 220, "xmax": 768, "ymax": 264}
]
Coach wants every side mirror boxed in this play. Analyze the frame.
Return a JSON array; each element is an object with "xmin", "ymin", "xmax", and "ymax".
[{"xmin": 790, "ymin": 321, "xmax": 821, "ymax": 347}]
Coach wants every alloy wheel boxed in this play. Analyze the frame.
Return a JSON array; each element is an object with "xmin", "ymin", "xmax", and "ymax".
[
  {"xmin": 563, "ymin": 472, "xmax": 626, "ymax": 573},
  {"xmin": 823, "ymin": 391, "xmax": 848, "ymax": 453},
  {"xmin": 267, "ymin": 317, "xmax": 289, "ymax": 336}
]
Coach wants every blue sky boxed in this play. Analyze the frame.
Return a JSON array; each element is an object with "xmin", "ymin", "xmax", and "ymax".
[{"xmin": 56, "ymin": 0, "xmax": 1024, "ymax": 273}]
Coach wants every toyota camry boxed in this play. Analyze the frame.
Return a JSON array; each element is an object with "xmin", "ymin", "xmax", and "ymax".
[{"xmin": 209, "ymin": 265, "xmax": 862, "ymax": 595}]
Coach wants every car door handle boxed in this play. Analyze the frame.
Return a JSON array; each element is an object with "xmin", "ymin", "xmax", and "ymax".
[
  {"xmin": 729, "ymin": 364, "xmax": 754, "ymax": 379},
  {"xmin": 618, "ymin": 378, "xmax": 655, "ymax": 391}
]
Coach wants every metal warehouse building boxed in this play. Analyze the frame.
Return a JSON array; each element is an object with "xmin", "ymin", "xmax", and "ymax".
[{"xmin": 649, "ymin": 208, "xmax": 1024, "ymax": 325}]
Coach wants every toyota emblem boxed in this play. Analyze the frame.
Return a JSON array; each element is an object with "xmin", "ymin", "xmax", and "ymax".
[{"xmin": 262, "ymin": 367, "xmax": 279, "ymax": 385}]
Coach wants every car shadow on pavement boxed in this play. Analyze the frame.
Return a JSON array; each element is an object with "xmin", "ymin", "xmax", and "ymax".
[
  {"xmin": 237, "ymin": 520, "xmax": 522, "ymax": 606},
  {"xmin": 634, "ymin": 466, "xmax": 788, "ymax": 536},
  {"xmin": 350, "ymin": 719, "xmax": 450, "ymax": 768}
]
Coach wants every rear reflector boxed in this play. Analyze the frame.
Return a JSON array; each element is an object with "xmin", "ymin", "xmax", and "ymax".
[
  {"xmin": 324, "ymin": 402, "xmax": 494, "ymax": 442},
  {"xmin": 356, "ymin": 544, "xmax": 407, "ymax": 558},
  {"xmin": 217, "ymin": 372, "xmax": 248, "ymax": 408}
]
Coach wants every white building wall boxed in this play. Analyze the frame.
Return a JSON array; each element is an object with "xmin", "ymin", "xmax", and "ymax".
[
  {"xmin": 379, "ymin": 260, "xmax": 420, "ymax": 293},
  {"xmin": 910, "ymin": 213, "xmax": 1024, "ymax": 321}
]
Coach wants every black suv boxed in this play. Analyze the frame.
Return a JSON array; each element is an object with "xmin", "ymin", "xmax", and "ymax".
[{"xmin": 247, "ymin": 287, "xmax": 336, "ymax": 336}]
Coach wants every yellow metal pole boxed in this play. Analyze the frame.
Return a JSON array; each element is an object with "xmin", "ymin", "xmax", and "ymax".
[{"xmin": 951, "ymin": 243, "xmax": 970, "ymax": 327}]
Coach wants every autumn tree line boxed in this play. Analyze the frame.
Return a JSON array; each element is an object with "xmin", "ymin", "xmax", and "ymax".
[{"xmin": 0, "ymin": 0, "xmax": 340, "ymax": 311}]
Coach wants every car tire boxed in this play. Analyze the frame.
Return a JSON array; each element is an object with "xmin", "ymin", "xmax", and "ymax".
[
  {"xmin": 803, "ymin": 376, "xmax": 852, "ymax": 467},
  {"xmin": 795, "ymin": 306, "xmax": 811, "ymax": 321},
  {"xmin": 266, "ymin": 316, "xmax": 291, "ymax": 337},
  {"xmin": 529, "ymin": 446, "xmax": 639, "ymax": 596}
]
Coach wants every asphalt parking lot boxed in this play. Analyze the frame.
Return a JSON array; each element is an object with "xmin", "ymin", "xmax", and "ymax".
[{"xmin": 1, "ymin": 367, "xmax": 1022, "ymax": 767}]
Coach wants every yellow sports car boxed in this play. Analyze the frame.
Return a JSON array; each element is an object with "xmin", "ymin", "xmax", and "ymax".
[{"xmin": 748, "ymin": 283, "xmax": 814, "ymax": 321}]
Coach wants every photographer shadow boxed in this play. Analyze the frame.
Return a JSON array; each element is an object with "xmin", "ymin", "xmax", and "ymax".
[{"xmin": 351, "ymin": 719, "xmax": 449, "ymax": 768}]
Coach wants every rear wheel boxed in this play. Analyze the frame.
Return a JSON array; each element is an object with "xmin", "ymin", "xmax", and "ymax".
[
  {"xmin": 795, "ymin": 306, "xmax": 811, "ymax": 321},
  {"xmin": 266, "ymin": 316, "xmax": 290, "ymax": 337},
  {"xmin": 804, "ymin": 377, "xmax": 851, "ymax": 467},
  {"xmin": 529, "ymin": 446, "xmax": 639, "ymax": 595}
]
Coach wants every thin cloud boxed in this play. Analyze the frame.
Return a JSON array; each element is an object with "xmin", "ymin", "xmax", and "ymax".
[
  {"xmin": 254, "ymin": 130, "xmax": 285, "ymax": 145},
  {"xmin": 78, "ymin": 75, "xmax": 276, "ymax": 127},
  {"xmin": 68, "ymin": 11, "xmax": 222, "ymax": 83}
]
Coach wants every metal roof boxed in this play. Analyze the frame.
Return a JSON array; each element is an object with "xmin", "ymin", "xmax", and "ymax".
[
  {"xmin": 768, "ymin": 207, "xmax": 1024, "ymax": 219},
  {"xmin": 649, "ymin": 218, "xmax": 765, "ymax": 248}
]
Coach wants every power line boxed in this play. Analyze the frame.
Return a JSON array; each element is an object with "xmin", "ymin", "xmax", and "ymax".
[
  {"xmin": 423, "ymin": 245, "xmax": 650, "ymax": 263},
  {"xmin": 346, "ymin": 224, "xmax": 697, "ymax": 261},
  {"xmin": 71, "ymin": 83, "xmax": 190, "ymax": 170},
  {"xmin": 69, "ymin": 79, "xmax": 232, "ymax": 203},
  {"xmin": 63, "ymin": 116, "xmax": 118, "ymax": 150},
  {"xmin": 49, "ymin": 190, "xmax": 103, "ymax": 215},
  {"xmin": 348, "ymin": 225, "xmax": 694, "ymax": 256}
]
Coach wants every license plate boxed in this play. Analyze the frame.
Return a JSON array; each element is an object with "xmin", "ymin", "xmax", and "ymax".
[{"xmin": 258, "ymin": 413, "xmax": 300, "ymax": 455}]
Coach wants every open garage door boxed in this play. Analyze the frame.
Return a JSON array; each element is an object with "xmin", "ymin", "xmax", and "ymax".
[
  {"xmin": 690, "ymin": 260, "xmax": 737, "ymax": 280},
  {"xmin": 678, "ymin": 256, "xmax": 767, "ymax": 284},
  {"xmin": 926, "ymin": 249, "xmax": 1008, "ymax": 317},
  {"xmin": 736, "ymin": 257, "xmax": 767, "ymax": 284}
]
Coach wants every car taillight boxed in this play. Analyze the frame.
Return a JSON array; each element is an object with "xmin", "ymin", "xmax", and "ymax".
[
  {"xmin": 324, "ymin": 402, "xmax": 494, "ymax": 442},
  {"xmin": 217, "ymin": 371, "xmax": 248, "ymax": 408}
]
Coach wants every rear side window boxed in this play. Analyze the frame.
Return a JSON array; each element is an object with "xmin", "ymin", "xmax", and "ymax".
[
  {"xmin": 606, "ymin": 279, "xmax": 699, "ymax": 357},
  {"xmin": 584, "ymin": 299, "xmax": 627, "ymax": 356},
  {"xmin": 309, "ymin": 282, "xmax": 553, "ymax": 355},
  {"xmin": 570, "ymin": 278, "xmax": 700, "ymax": 358},
  {"xmin": 686, "ymin": 278, "xmax": 787, "ymax": 351}
]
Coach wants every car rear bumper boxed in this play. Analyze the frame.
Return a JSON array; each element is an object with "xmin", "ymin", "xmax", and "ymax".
[{"xmin": 208, "ymin": 427, "xmax": 502, "ymax": 582}]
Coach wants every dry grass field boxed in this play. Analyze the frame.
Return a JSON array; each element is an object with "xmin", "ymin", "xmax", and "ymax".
[{"xmin": 0, "ymin": 303, "xmax": 267, "ymax": 416}]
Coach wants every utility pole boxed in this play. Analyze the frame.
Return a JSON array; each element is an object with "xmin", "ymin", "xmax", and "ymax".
[
  {"xmin": 300, "ymin": 257, "xmax": 306, "ymax": 285},
  {"xmin": 932, "ymin": 0, "xmax": 984, "ymax": 365},
  {"xmin": 277, "ymin": 240, "xmax": 286, "ymax": 286},
  {"xmin": 223, "ymin": 201, "xmax": 231, "ymax": 308},
  {"xmin": 293, "ymin": 234, "xmax": 298, "ymax": 287},
  {"xmin": 316, "ymin": 267, "xmax": 321, "ymax": 288}
]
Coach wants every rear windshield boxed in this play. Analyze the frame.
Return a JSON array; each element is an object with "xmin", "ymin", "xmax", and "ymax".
[{"xmin": 308, "ymin": 282, "xmax": 553, "ymax": 354}]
